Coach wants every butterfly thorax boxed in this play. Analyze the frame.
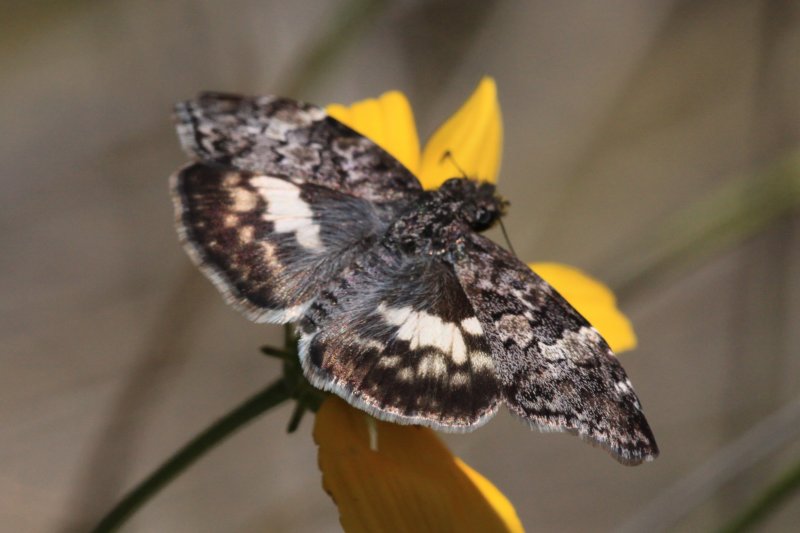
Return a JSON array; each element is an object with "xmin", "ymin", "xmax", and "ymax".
[{"xmin": 385, "ymin": 178, "xmax": 506, "ymax": 258}]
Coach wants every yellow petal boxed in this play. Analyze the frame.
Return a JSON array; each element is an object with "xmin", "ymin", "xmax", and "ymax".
[
  {"xmin": 315, "ymin": 396, "xmax": 524, "ymax": 533},
  {"xmin": 454, "ymin": 458, "xmax": 524, "ymax": 533},
  {"xmin": 418, "ymin": 76, "xmax": 503, "ymax": 189},
  {"xmin": 326, "ymin": 91, "xmax": 421, "ymax": 174},
  {"xmin": 530, "ymin": 263, "xmax": 637, "ymax": 353}
]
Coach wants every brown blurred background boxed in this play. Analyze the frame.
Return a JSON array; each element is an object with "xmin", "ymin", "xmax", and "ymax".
[{"xmin": 2, "ymin": 0, "xmax": 800, "ymax": 531}]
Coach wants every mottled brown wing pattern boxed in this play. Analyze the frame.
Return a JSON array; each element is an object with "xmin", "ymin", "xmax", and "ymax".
[
  {"xmin": 454, "ymin": 232, "xmax": 658, "ymax": 464},
  {"xmin": 174, "ymin": 93, "xmax": 423, "ymax": 203},
  {"xmin": 171, "ymin": 162, "xmax": 391, "ymax": 322},
  {"xmin": 297, "ymin": 244, "xmax": 501, "ymax": 429}
]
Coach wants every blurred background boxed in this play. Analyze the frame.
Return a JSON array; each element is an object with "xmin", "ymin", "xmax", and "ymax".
[{"xmin": 2, "ymin": 0, "xmax": 799, "ymax": 531}]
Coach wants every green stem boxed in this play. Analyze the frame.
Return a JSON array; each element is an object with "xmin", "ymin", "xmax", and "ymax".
[
  {"xmin": 717, "ymin": 457, "xmax": 800, "ymax": 533},
  {"xmin": 91, "ymin": 379, "xmax": 290, "ymax": 533},
  {"xmin": 260, "ymin": 345, "xmax": 294, "ymax": 361},
  {"xmin": 286, "ymin": 401, "xmax": 308, "ymax": 433}
]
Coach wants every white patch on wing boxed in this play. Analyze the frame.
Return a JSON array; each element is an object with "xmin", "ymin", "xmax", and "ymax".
[
  {"xmin": 264, "ymin": 107, "xmax": 326, "ymax": 141},
  {"xmin": 451, "ymin": 372, "xmax": 469, "ymax": 387},
  {"xmin": 358, "ymin": 337, "xmax": 387, "ymax": 352},
  {"xmin": 254, "ymin": 303, "xmax": 308, "ymax": 323},
  {"xmin": 379, "ymin": 303, "xmax": 468, "ymax": 365},
  {"xmin": 378, "ymin": 355, "xmax": 402, "ymax": 368},
  {"xmin": 538, "ymin": 327, "xmax": 602, "ymax": 362},
  {"xmin": 417, "ymin": 354, "xmax": 447, "ymax": 378},
  {"xmin": 238, "ymin": 225, "xmax": 254, "ymax": 243},
  {"xmin": 470, "ymin": 351, "xmax": 494, "ymax": 371},
  {"xmin": 615, "ymin": 378, "xmax": 634, "ymax": 395},
  {"xmin": 460, "ymin": 316, "xmax": 484, "ymax": 336},
  {"xmin": 397, "ymin": 367, "xmax": 414, "ymax": 381},
  {"xmin": 259, "ymin": 241, "xmax": 281, "ymax": 268},
  {"xmin": 495, "ymin": 314, "xmax": 534, "ymax": 345},
  {"xmin": 231, "ymin": 187, "xmax": 258, "ymax": 211},
  {"xmin": 250, "ymin": 175, "xmax": 322, "ymax": 250},
  {"xmin": 222, "ymin": 173, "xmax": 242, "ymax": 188},
  {"xmin": 450, "ymin": 330, "xmax": 467, "ymax": 365},
  {"xmin": 380, "ymin": 304, "xmax": 412, "ymax": 325},
  {"xmin": 512, "ymin": 288, "xmax": 536, "ymax": 310}
]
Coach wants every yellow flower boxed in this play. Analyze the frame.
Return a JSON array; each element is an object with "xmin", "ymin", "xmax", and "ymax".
[
  {"xmin": 327, "ymin": 76, "xmax": 502, "ymax": 190},
  {"xmin": 315, "ymin": 396, "xmax": 524, "ymax": 533},
  {"xmin": 317, "ymin": 78, "xmax": 636, "ymax": 532}
]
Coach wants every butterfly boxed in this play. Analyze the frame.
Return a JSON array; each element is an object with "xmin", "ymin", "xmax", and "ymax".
[{"xmin": 170, "ymin": 92, "xmax": 658, "ymax": 465}]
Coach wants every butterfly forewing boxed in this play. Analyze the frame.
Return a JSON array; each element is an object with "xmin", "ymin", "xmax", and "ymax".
[
  {"xmin": 174, "ymin": 93, "xmax": 423, "ymax": 202},
  {"xmin": 172, "ymin": 162, "xmax": 394, "ymax": 322},
  {"xmin": 453, "ymin": 232, "xmax": 658, "ymax": 464}
]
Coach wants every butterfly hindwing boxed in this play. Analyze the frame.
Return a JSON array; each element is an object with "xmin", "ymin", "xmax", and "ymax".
[
  {"xmin": 171, "ymin": 162, "xmax": 392, "ymax": 322},
  {"xmin": 451, "ymin": 232, "xmax": 658, "ymax": 464},
  {"xmin": 174, "ymin": 93, "xmax": 423, "ymax": 203},
  {"xmin": 298, "ymin": 244, "xmax": 501, "ymax": 428}
]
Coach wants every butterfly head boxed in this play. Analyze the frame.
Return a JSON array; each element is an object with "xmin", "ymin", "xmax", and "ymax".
[{"xmin": 438, "ymin": 177, "xmax": 508, "ymax": 232}]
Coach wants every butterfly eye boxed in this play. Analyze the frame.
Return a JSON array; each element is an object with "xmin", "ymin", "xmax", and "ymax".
[{"xmin": 473, "ymin": 208, "xmax": 495, "ymax": 231}]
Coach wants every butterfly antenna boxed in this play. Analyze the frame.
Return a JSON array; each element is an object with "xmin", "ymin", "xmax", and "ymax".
[
  {"xmin": 441, "ymin": 150, "xmax": 469, "ymax": 179},
  {"xmin": 498, "ymin": 217, "xmax": 518, "ymax": 256}
]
